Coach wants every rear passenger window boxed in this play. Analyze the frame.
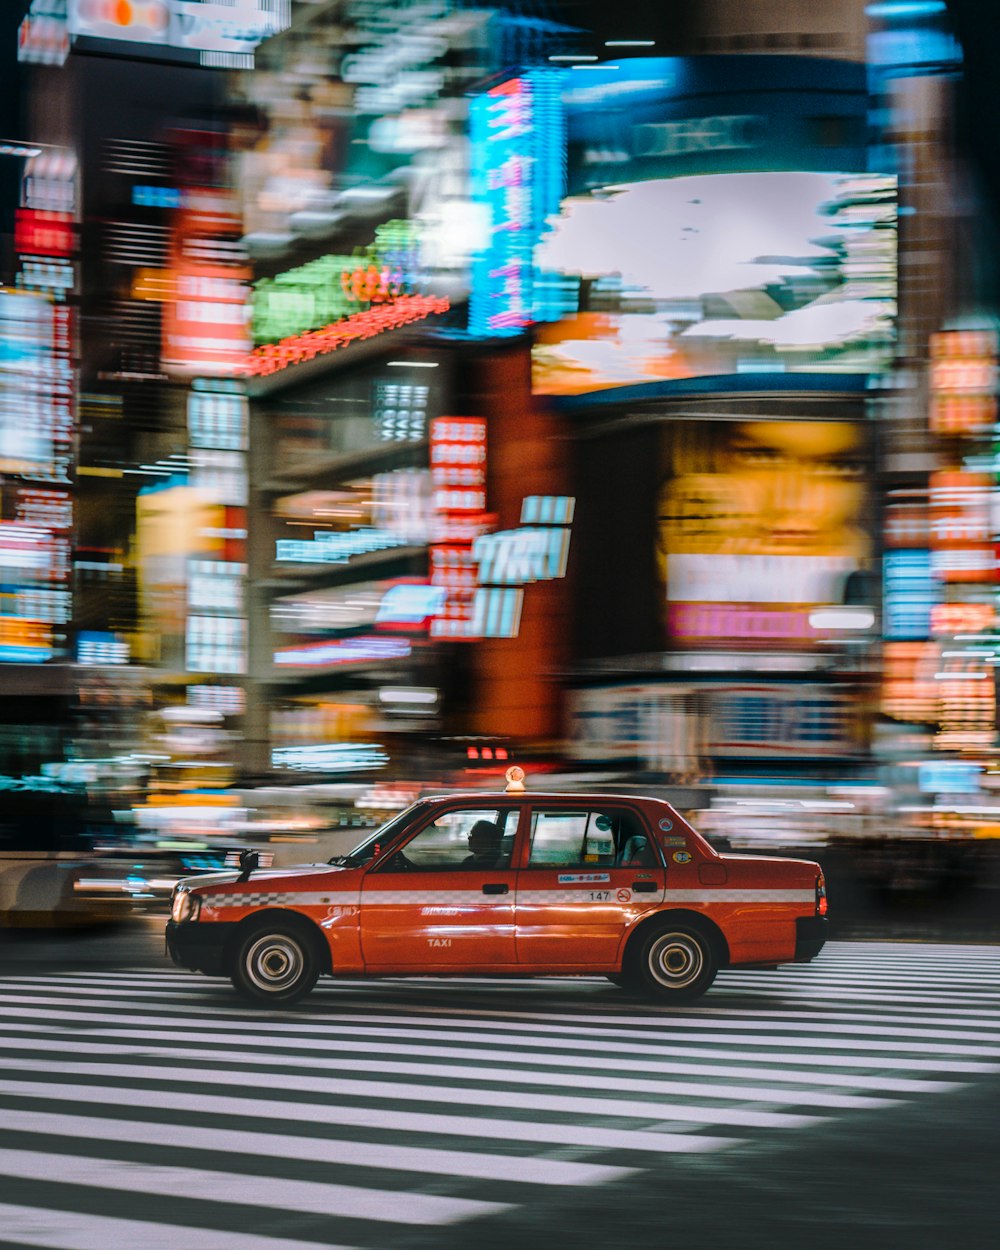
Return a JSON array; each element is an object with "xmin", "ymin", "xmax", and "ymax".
[{"xmin": 526, "ymin": 809, "xmax": 657, "ymax": 868}]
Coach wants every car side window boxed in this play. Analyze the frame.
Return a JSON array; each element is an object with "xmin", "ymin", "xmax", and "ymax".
[
  {"xmin": 526, "ymin": 808, "xmax": 657, "ymax": 869},
  {"xmin": 380, "ymin": 808, "xmax": 514, "ymax": 872}
]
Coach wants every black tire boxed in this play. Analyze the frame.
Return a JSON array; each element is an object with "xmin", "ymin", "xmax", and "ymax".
[
  {"xmin": 605, "ymin": 973, "xmax": 636, "ymax": 989},
  {"xmin": 231, "ymin": 923, "xmax": 320, "ymax": 1005},
  {"xmin": 630, "ymin": 922, "xmax": 717, "ymax": 1003}
]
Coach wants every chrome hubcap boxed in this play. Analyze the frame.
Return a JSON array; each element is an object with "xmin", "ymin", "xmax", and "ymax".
[
  {"xmin": 648, "ymin": 932, "xmax": 704, "ymax": 989},
  {"xmin": 246, "ymin": 933, "xmax": 304, "ymax": 992}
]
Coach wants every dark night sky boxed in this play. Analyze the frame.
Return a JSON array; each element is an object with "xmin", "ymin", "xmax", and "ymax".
[
  {"xmin": 946, "ymin": 1, "xmax": 1000, "ymax": 201},
  {"xmin": 0, "ymin": 2, "xmax": 30, "ymax": 272}
]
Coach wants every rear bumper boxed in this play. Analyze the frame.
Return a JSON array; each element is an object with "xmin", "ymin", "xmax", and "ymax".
[
  {"xmin": 166, "ymin": 920, "xmax": 236, "ymax": 976},
  {"xmin": 794, "ymin": 915, "xmax": 829, "ymax": 962}
]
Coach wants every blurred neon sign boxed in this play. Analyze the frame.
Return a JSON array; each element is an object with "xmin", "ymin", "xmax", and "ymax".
[
  {"xmin": 930, "ymin": 603, "xmax": 994, "ymax": 637},
  {"xmin": 163, "ymin": 198, "xmax": 251, "ymax": 377},
  {"xmin": 67, "ymin": 1, "xmax": 291, "ymax": 61},
  {"xmin": 18, "ymin": 1, "xmax": 70, "ymax": 65},
  {"xmin": 0, "ymin": 617, "xmax": 53, "ymax": 663},
  {"xmin": 272, "ymin": 743, "xmax": 389, "ymax": 772},
  {"xmin": 239, "ymin": 296, "xmax": 450, "ymax": 378},
  {"xmin": 469, "ymin": 72, "xmax": 566, "ymax": 336},
  {"xmin": 634, "ymin": 115, "xmax": 761, "ymax": 158},
  {"xmin": 929, "ymin": 329, "xmax": 997, "ymax": 435},
  {"xmin": 670, "ymin": 604, "xmax": 818, "ymax": 642},
  {"xmin": 430, "ymin": 417, "xmax": 490, "ymax": 638},
  {"xmin": 883, "ymin": 549, "xmax": 935, "ymax": 641},
  {"xmin": 376, "ymin": 583, "xmax": 447, "ymax": 629},
  {"xmin": 274, "ymin": 636, "xmax": 412, "ymax": 668},
  {"xmin": 276, "ymin": 527, "xmax": 408, "ymax": 565},
  {"xmin": 251, "ymin": 221, "xmax": 424, "ymax": 345},
  {"xmin": 15, "ymin": 210, "xmax": 74, "ymax": 258},
  {"xmin": 929, "ymin": 469, "xmax": 995, "ymax": 584},
  {"xmin": 470, "ymin": 496, "xmax": 575, "ymax": 638},
  {"xmin": 473, "ymin": 526, "xmax": 570, "ymax": 585}
]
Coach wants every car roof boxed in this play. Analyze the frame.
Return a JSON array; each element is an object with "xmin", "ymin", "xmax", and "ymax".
[{"xmin": 418, "ymin": 791, "xmax": 670, "ymax": 806}]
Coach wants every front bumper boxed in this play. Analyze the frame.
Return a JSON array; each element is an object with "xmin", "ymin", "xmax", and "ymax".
[
  {"xmin": 166, "ymin": 919, "xmax": 236, "ymax": 976},
  {"xmin": 794, "ymin": 915, "xmax": 829, "ymax": 962}
]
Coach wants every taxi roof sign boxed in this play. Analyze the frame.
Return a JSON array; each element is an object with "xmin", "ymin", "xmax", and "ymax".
[{"xmin": 504, "ymin": 765, "xmax": 526, "ymax": 793}]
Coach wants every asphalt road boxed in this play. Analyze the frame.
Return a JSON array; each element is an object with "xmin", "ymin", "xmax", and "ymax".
[{"xmin": 0, "ymin": 940, "xmax": 996, "ymax": 1250}]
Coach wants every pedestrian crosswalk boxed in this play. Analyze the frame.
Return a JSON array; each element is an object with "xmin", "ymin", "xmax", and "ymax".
[{"xmin": 0, "ymin": 940, "xmax": 997, "ymax": 1250}]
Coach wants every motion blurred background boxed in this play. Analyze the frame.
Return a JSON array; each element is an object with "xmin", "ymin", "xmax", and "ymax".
[{"xmin": 1, "ymin": 0, "xmax": 999, "ymax": 938}]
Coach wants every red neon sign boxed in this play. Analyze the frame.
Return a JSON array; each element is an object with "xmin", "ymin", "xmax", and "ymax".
[
  {"xmin": 238, "ymin": 295, "xmax": 450, "ymax": 378},
  {"xmin": 430, "ymin": 416, "xmax": 490, "ymax": 639},
  {"xmin": 15, "ymin": 209, "xmax": 74, "ymax": 258}
]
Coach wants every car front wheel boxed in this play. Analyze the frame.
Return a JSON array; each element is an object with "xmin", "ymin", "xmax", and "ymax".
[
  {"xmin": 632, "ymin": 923, "xmax": 717, "ymax": 1003},
  {"xmin": 231, "ymin": 924, "xmax": 319, "ymax": 1005}
]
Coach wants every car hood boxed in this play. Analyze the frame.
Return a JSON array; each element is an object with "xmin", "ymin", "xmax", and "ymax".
[{"xmin": 180, "ymin": 863, "xmax": 349, "ymax": 891}]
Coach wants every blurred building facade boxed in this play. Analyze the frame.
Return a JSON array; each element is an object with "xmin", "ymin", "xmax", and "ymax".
[{"xmin": 3, "ymin": 0, "xmax": 1000, "ymax": 858}]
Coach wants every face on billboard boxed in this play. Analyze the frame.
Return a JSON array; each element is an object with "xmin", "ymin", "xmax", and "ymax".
[
  {"xmin": 532, "ymin": 171, "xmax": 896, "ymax": 394},
  {"xmin": 655, "ymin": 421, "xmax": 870, "ymax": 645}
]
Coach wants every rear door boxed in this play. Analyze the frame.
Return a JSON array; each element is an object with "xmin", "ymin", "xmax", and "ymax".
[
  {"xmin": 514, "ymin": 803, "xmax": 665, "ymax": 968},
  {"xmin": 359, "ymin": 804, "xmax": 520, "ymax": 968}
]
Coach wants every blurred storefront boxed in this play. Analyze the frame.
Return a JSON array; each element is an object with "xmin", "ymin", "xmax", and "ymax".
[
  {"xmin": 238, "ymin": 328, "xmax": 574, "ymax": 783},
  {"xmin": 205, "ymin": 6, "xmax": 581, "ymax": 784}
]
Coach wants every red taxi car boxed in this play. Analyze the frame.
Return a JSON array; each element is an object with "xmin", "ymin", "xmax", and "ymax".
[{"xmin": 167, "ymin": 773, "xmax": 828, "ymax": 1005}]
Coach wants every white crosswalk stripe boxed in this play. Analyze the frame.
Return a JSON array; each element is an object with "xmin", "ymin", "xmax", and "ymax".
[{"xmin": 0, "ymin": 940, "xmax": 997, "ymax": 1250}]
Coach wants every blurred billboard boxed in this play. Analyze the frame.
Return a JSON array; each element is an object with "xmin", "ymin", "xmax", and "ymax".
[
  {"xmin": 66, "ymin": 0, "xmax": 290, "ymax": 66},
  {"xmin": 523, "ymin": 56, "xmax": 895, "ymax": 395},
  {"xmin": 562, "ymin": 57, "xmax": 870, "ymax": 188},
  {"xmin": 532, "ymin": 171, "xmax": 896, "ymax": 394},
  {"xmin": 568, "ymin": 409, "xmax": 874, "ymax": 666},
  {"xmin": 656, "ymin": 420, "xmax": 870, "ymax": 647}
]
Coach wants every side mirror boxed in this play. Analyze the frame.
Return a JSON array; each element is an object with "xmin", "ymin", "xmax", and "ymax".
[{"xmin": 237, "ymin": 848, "xmax": 260, "ymax": 882}]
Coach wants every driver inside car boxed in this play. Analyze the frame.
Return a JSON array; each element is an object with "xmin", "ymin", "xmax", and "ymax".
[{"xmin": 463, "ymin": 820, "xmax": 504, "ymax": 868}]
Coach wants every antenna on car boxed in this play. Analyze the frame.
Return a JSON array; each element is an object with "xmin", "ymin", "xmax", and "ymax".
[{"xmin": 504, "ymin": 765, "xmax": 526, "ymax": 793}]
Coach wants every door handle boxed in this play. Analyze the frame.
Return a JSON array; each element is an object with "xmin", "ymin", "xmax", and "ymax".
[
  {"xmin": 632, "ymin": 881, "xmax": 659, "ymax": 893},
  {"xmin": 482, "ymin": 882, "xmax": 509, "ymax": 895}
]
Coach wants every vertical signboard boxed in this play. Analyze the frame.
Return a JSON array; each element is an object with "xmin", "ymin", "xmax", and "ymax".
[
  {"xmin": 929, "ymin": 470, "xmax": 995, "ymax": 584},
  {"xmin": 429, "ymin": 417, "xmax": 490, "ymax": 638},
  {"xmin": 929, "ymin": 329, "xmax": 998, "ymax": 436},
  {"xmin": 0, "ymin": 149, "xmax": 77, "ymax": 665},
  {"xmin": 184, "ymin": 380, "xmax": 248, "ymax": 676},
  {"xmin": 162, "ymin": 198, "xmax": 251, "ymax": 376},
  {"xmin": 468, "ymin": 71, "xmax": 566, "ymax": 336},
  {"xmin": 162, "ymin": 132, "xmax": 250, "ymax": 378}
]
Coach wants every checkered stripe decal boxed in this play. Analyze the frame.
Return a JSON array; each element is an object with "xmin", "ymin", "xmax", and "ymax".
[
  {"xmin": 666, "ymin": 889, "xmax": 816, "ymax": 904},
  {"xmin": 363, "ymin": 890, "xmax": 511, "ymax": 906},
  {"xmin": 195, "ymin": 886, "xmax": 814, "ymax": 909},
  {"xmin": 199, "ymin": 891, "xmax": 357, "ymax": 910},
  {"xmin": 515, "ymin": 890, "xmax": 663, "ymax": 905}
]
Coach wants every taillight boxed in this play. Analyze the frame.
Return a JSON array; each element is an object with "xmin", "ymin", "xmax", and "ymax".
[{"xmin": 816, "ymin": 873, "xmax": 828, "ymax": 916}]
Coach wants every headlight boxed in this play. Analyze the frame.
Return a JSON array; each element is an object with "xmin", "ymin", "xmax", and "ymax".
[{"xmin": 170, "ymin": 890, "xmax": 201, "ymax": 923}]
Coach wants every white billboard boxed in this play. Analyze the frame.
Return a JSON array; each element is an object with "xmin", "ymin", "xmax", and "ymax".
[{"xmin": 68, "ymin": 1, "xmax": 290, "ymax": 58}]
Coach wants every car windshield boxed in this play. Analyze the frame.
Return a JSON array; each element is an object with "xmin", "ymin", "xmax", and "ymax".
[{"xmin": 329, "ymin": 803, "xmax": 428, "ymax": 867}]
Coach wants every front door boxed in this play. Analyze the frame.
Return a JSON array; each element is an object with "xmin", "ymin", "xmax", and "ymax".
[
  {"xmin": 515, "ymin": 804, "xmax": 665, "ymax": 968},
  {"xmin": 360, "ymin": 805, "xmax": 519, "ymax": 969}
]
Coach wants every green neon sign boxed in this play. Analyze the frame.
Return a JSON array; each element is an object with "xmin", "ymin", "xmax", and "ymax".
[{"xmin": 251, "ymin": 220, "xmax": 424, "ymax": 345}]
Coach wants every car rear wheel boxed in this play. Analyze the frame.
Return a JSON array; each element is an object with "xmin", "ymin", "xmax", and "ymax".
[
  {"xmin": 605, "ymin": 972, "xmax": 636, "ymax": 989},
  {"xmin": 231, "ymin": 924, "xmax": 319, "ymax": 1005},
  {"xmin": 632, "ymin": 923, "xmax": 717, "ymax": 1003}
]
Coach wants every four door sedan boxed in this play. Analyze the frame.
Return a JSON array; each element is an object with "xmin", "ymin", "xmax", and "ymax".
[{"xmin": 167, "ymin": 779, "xmax": 828, "ymax": 1005}]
